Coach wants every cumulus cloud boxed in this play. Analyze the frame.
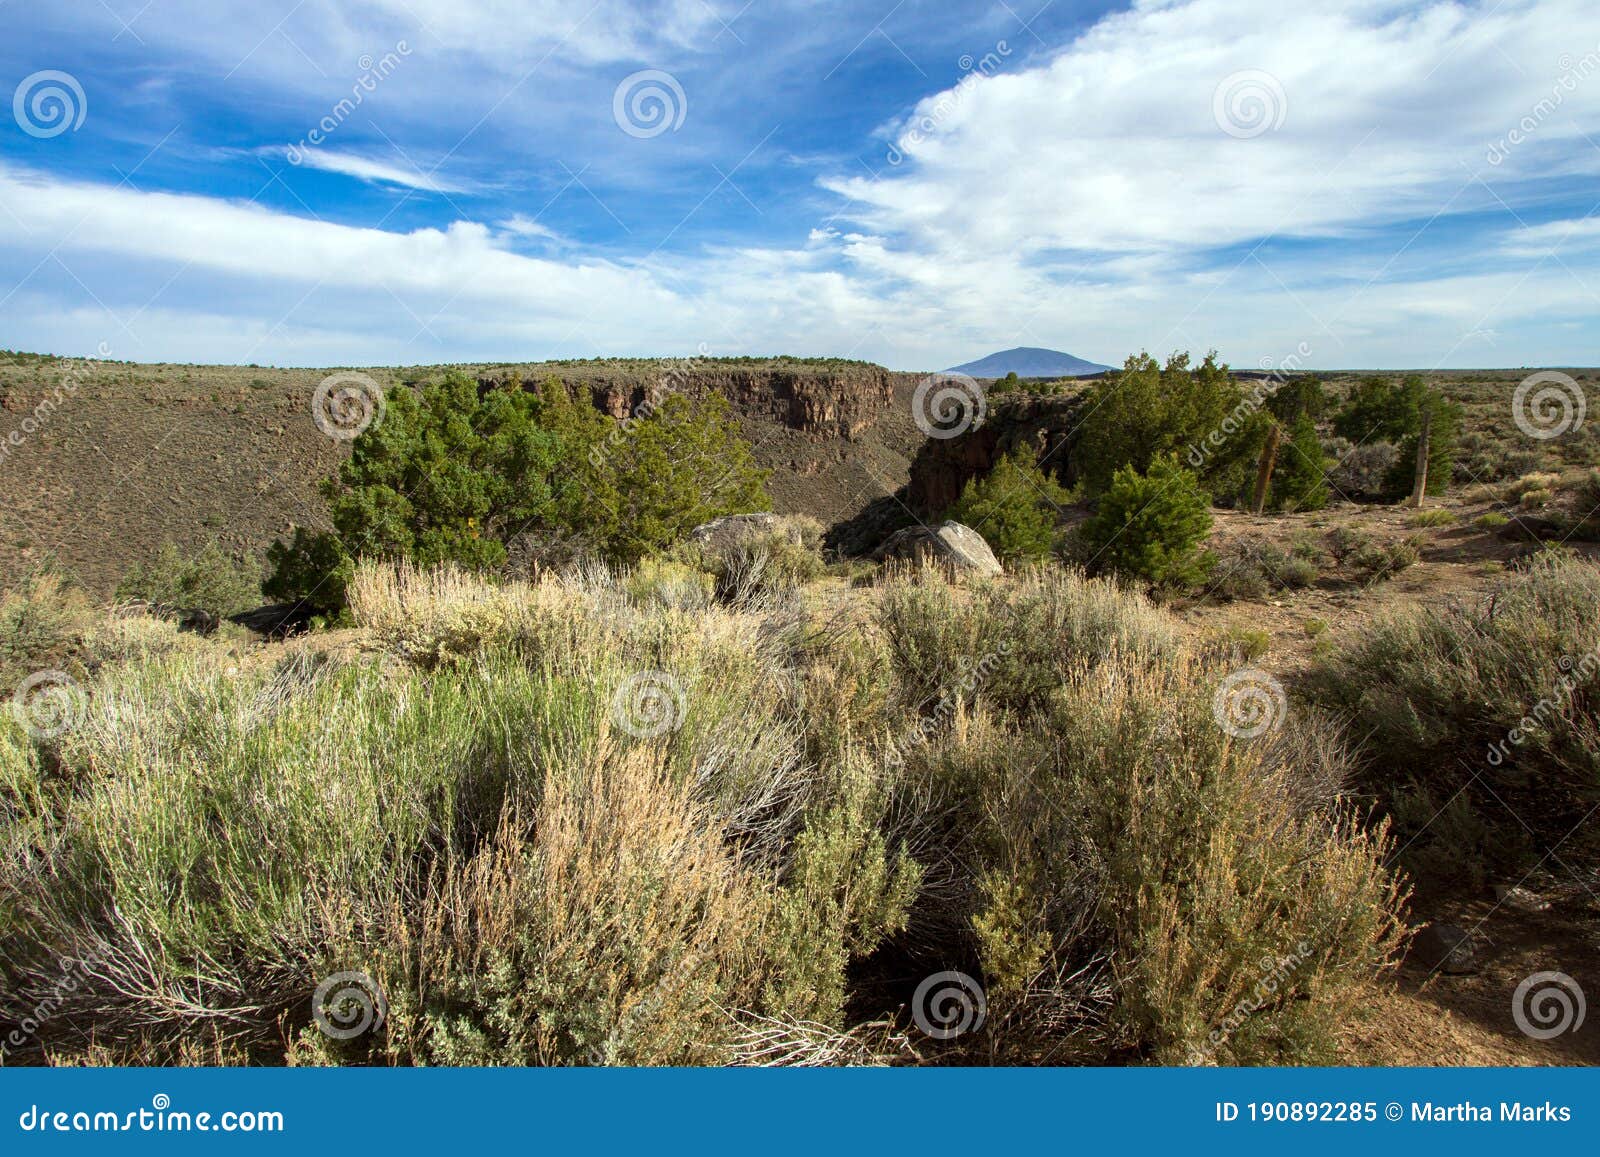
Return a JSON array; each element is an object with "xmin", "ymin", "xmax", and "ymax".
[
  {"xmin": 4, "ymin": 0, "xmax": 1599, "ymax": 369},
  {"xmin": 826, "ymin": 0, "xmax": 1600, "ymax": 255}
]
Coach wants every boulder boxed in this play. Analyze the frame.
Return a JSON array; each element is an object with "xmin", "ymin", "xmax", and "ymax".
[
  {"xmin": 1410, "ymin": 923, "xmax": 1476, "ymax": 974},
  {"xmin": 689, "ymin": 513, "xmax": 795, "ymax": 552},
  {"xmin": 871, "ymin": 520, "xmax": 1002, "ymax": 576},
  {"xmin": 1493, "ymin": 884, "xmax": 1550, "ymax": 913}
]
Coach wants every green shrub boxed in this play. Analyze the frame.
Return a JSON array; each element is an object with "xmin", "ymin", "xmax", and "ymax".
[
  {"xmin": 1332, "ymin": 376, "xmax": 1460, "ymax": 498},
  {"xmin": 1210, "ymin": 536, "xmax": 1320, "ymax": 601},
  {"xmin": 1218, "ymin": 625, "xmax": 1271, "ymax": 661},
  {"xmin": 1270, "ymin": 412, "xmax": 1329, "ymax": 512},
  {"xmin": 1405, "ymin": 508, "xmax": 1456, "ymax": 528},
  {"xmin": 0, "ymin": 572, "xmax": 94, "ymax": 687},
  {"xmin": 1348, "ymin": 535, "xmax": 1421, "ymax": 581},
  {"xmin": 1472, "ymin": 512, "xmax": 1509, "ymax": 530},
  {"xmin": 1078, "ymin": 455, "xmax": 1214, "ymax": 589},
  {"xmin": 944, "ymin": 448, "xmax": 1071, "ymax": 562},
  {"xmin": 265, "ymin": 375, "xmax": 772, "ymax": 613},
  {"xmin": 115, "ymin": 541, "xmax": 260, "ymax": 619},
  {"xmin": 1077, "ymin": 351, "xmax": 1265, "ymax": 497},
  {"xmin": 706, "ymin": 531, "xmax": 825, "ymax": 605},
  {"xmin": 263, "ymin": 526, "xmax": 354, "ymax": 617},
  {"xmin": 1309, "ymin": 554, "xmax": 1600, "ymax": 881},
  {"xmin": 896, "ymin": 660, "xmax": 1405, "ymax": 1064}
]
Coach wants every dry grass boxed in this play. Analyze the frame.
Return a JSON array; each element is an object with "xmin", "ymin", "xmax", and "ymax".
[{"xmin": 2, "ymin": 558, "xmax": 1422, "ymax": 1066}]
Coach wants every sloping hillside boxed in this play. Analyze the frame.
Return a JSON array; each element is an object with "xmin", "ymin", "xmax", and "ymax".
[{"xmin": 0, "ymin": 354, "xmax": 924, "ymax": 595}]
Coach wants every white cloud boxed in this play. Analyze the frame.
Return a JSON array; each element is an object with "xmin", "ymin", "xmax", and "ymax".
[
  {"xmin": 6, "ymin": 0, "xmax": 1600, "ymax": 369},
  {"xmin": 290, "ymin": 148, "xmax": 464, "ymax": 193},
  {"xmin": 826, "ymin": 0, "xmax": 1600, "ymax": 256}
]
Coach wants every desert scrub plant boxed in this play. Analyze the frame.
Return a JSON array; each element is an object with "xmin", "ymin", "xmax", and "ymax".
[
  {"xmin": 1309, "ymin": 554, "xmax": 1600, "ymax": 881},
  {"xmin": 1472, "ymin": 511, "xmax": 1510, "ymax": 530},
  {"xmin": 1208, "ymin": 536, "xmax": 1319, "ymax": 601},
  {"xmin": 876, "ymin": 564, "xmax": 1177, "ymax": 716},
  {"xmin": 115, "ymin": 540, "xmax": 260, "ymax": 620},
  {"xmin": 1405, "ymin": 508, "xmax": 1456, "ymax": 528},
  {"xmin": 623, "ymin": 557, "xmax": 715, "ymax": 611},
  {"xmin": 1564, "ymin": 469, "xmax": 1600, "ymax": 540},
  {"xmin": 1328, "ymin": 527, "xmax": 1419, "ymax": 581},
  {"xmin": 894, "ymin": 657, "xmax": 1406, "ymax": 1064},
  {"xmin": 0, "ymin": 572, "xmax": 96, "ymax": 687},
  {"xmin": 1322, "ymin": 438, "xmax": 1399, "ymax": 499},
  {"xmin": 0, "ymin": 578, "xmax": 911, "ymax": 1065},
  {"xmin": 706, "ymin": 531, "xmax": 825, "ymax": 605}
]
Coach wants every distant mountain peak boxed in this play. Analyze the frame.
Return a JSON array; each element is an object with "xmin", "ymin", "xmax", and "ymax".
[{"xmin": 947, "ymin": 346, "xmax": 1113, "ymax": 379}]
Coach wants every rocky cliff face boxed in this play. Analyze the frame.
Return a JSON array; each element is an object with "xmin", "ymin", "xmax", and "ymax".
[
  {"xmin": 487, "ymin": 363, "xmax": 896, "ymax": 441},
  {"xmin": 904, "ymin": 393, "xmax": 1087, "ymax": 512}
]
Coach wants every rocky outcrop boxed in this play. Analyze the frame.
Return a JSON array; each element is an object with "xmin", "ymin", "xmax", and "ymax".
[
  {"xmin": 871, "ymin": 521, "xmax": 1002, "ymax": 576},
  {"xmin": 904, "ymin": 393, "xmax": 1087, "ymax": 513},
  {"xmin": 487, "ymin": 363, "xmax": 896, "ymax": 440},
  {"xmin": 690, "ymin": 513, "xmax": 793, "ymax": 551}
]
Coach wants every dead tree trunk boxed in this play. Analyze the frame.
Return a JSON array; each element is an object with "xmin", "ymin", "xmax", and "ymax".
[
  {"xmin": 1409, "ymin": 406, "xmax": 1432, "ymax": 508},
  {"xmin": 1251, "ymin": 423, "xmax": 1281, "ymax": 515}
]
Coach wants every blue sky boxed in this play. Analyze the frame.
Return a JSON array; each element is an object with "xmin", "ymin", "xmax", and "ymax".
[{"xmin": 1, "ymin": 0, "xmax": 1598, "ymax": 370}]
